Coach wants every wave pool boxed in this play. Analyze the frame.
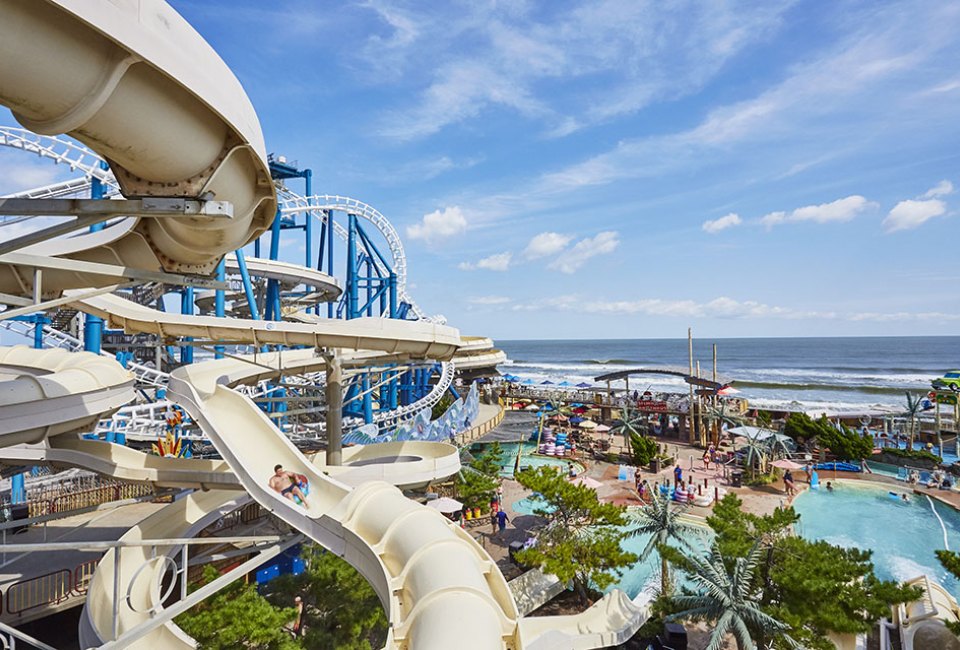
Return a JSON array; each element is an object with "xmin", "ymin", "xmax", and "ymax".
[{"xmin": 793, "ymin": 481, "xmax": 960, "ymax": 595}]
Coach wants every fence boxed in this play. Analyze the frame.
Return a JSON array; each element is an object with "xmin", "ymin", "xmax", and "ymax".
[
  {"xmin": 1, "ymin": 558, "xmax": 98, "ymax": 619},
  {"xmin": 24, "ymin": 478, "xmax": 155, "ymax": 519}
]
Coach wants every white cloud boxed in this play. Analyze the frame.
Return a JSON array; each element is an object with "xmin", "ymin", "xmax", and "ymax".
[
  {"xmin": 702, "ymin": 213, "xmax": 742, "ymax": 234},
  {"xmin": 760, "ymin": 195, "xmax": 873, "ymax": 229},
  {"xmin": 370, "ymin": 1, "xmax": 794, "ymax": 140},
  {"xmin": 458, "ymin": 251, "xmax": 512, "ymax": 272},
  {"xmin": 922, "ymin": 180, "xmax": 954, "ymax": 198},
  {"xmin": 882, "ymin": 199, "xmax": 947, "ymax": 232},
  {"xmin": 523, "ymin": 232, "xmax": 572, "ymax": 259},
  {"xmin": 512, "ymin": 293, "xmax": 960, "ymax": 322},
  {"xmin": 468, "ymin": 295, "xmax": 511, "ymax": 305},
  {"xmin": 547, "ymin": 231, "xmax": 619, "ymax": 274},
  {"xmin": 406, "ymin": 206, "xmax": 467, "ymax": 244}
]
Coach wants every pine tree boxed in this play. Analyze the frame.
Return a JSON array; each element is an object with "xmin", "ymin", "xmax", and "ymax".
[
  {"xmin": 268, "ymin": 546, "xmax": 388, "ymax": 650},
  {"xmin": 514, "ymin": 466, "xmax": 636, "ymax": 604},
  {"xmin": 175, "ymin": 565, "xmax": 298, "ymax": 650}
]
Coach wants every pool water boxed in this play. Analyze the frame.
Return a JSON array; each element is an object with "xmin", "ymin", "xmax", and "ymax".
[
  {"xmin": 793, "ymin": 481, "xmax": 960, "ymax": 596},
  {"xmin": 511, "ymin": 497, "xmax": 711, "ymax": 600},
  {"xmin": 472, "ymin": 442, "xmax": 584, "ymax": 477}
]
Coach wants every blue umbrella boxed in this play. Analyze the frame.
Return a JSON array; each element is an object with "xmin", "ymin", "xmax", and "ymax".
[
  {"xmin": 540, "ymin": 380, "xmax": 555, "ymax": 385},
  {"xmin": 569, "ymin": 416, "xmax": 584, "ymax": 424},
  {"xmin": 557, "ymin": 381, "xmax": 572, "ymax": 387},
  {"xmin": 522, "ymin": 379, "xmax": 535, "ymax": 385},
  {"xmin": 576, "ymin": 382, "xmax": 592, "ymax": 388}
]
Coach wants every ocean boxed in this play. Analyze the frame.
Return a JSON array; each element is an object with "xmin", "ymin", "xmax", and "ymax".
[{"xmin": 496, "ymin": 336, "xmax": 960, "ymax": 415}]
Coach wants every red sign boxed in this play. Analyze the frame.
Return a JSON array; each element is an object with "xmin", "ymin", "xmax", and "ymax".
[{"xmin": 636, "ymin": 400, "xmax": 668, "ymax": 413}]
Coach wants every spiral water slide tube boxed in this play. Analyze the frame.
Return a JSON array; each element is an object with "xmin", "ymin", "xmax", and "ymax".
[
  {"xmin": 0, "ymin": 345, "xmax": 134, "ymax": 446},
  {"xmin": 0, "ymin": 0, "xmax": 276, "ymax": 296}
]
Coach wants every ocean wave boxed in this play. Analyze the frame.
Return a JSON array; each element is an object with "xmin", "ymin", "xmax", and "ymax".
[{"xmin": 733, "ymin": 380, "xmax": 917, "ymax": 396}]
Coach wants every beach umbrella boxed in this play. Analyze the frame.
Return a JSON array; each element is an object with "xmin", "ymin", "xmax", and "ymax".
[
  {"xmin": 522, "ymin": 379, "xmax": 536, "ymax": 385},
  {"xmin": 541, "ymin": 380, "xmax": 555, "ymax": 385},
  {"xmin": 570, "ymin": 475, "xmax": 603, "ymax": 489},
  {"xmin": 524, "ymin": 403, "xmax": 540, "ymax": 411},
  {"xmin": 576, "ymin": 382, "xmax": 592, "ymax": 388},
  {"xmin": 594, "ymin": 424, "xmax": 611, "ymax": 433},
  {"xmin": 426, "ymin": 497, "xmax": 463, "ymax": 513},
  {"xmin": 771, "ymin": 459, "xmax": 804, "ymax": 470},
  {"xmin": 579, "ymin": 419, "xmax": 598, "ymax": 430},
  {"xmin": 717, "ymin": 385, "xmax": 740, "ymax": 396},
  {"xmin": 569, "ymin": 416, "xmax": 584, "ymax": 424},
  {"xmin": 557, "ymin": 381, "xmax": 572, "ymax": 387}
]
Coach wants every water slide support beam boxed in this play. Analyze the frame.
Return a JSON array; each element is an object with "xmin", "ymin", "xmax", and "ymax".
[{"xmin": 324, "ymin": 350, "xmax": 343, "ymax": 466}]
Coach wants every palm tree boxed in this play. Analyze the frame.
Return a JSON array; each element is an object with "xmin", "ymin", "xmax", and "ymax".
[
  {"xmin": 703, "ymin": 401, "xmax": 746, "ymax": 448},
  {"xmin": 628, "ymin": 494, "xmax": 703, "ymax": 595},
  {"xmin": 903, "ymin": 392, "xmax": 925, "ymax": 453},
  {"xmin": 668, "ymin": 541, "xmax": 798, "ymax": 650}
]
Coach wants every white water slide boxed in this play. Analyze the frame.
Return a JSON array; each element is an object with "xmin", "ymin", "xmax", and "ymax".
[{"xmin": 0, "ymin": 1, "xmax": 646, "ymax": 648}]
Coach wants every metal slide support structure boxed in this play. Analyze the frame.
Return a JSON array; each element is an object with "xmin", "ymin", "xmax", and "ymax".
[
  {"xmin": 234, "ymin": 250, "xmax": 261, "ymax": 321},
  {"xmin": 180, "ymin": 287, "xmax": 194, "ymax": 364},
  {"xmin": 264, "ymin": 157, "xmax": 313, "ymax": 321},
  {"xmin": 324, "ymin": 349, "xmax": 343, "ymax": 466},
  {"xmin": 83, "ymin": 161, "xmax": 109, "ymax": 354},
  {"xmin": 214, "ymin": 257, "xmax": 225, "ymax": 358}
]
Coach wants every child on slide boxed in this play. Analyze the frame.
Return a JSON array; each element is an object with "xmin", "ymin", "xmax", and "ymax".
[{"xmin": 269, "ymin": 464, "xmax": 309, "ymax": 507}]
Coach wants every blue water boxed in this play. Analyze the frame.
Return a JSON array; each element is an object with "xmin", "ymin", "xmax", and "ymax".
[
  {"xmin": 515, "ymin": 482, "xmax": 960, "ymax": 599},
  {"xmin": 499, "ymin": 336, "xmax": 960, "ymax": 413},
  {"xmin": 512, "ymin": 497, "xmax": 711, "ymax": 599},
  {"xmin": 473, "ymin": 442, "xmax": 583, "ymax": 477},
  {"xmin": 794, "ymin": 481, "xmax": 960, "ymax": 596}
]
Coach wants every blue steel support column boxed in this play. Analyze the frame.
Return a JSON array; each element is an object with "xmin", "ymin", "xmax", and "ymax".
[
  {"xmin": 361, "ymin": 375, "xmax": 373, "ymax": 424},
  {"xmin": 84, "ymin": 163, "xmax": 108, "ymax": 353},
  {"xmin": 180, "ymin": 288, "xmax": 194, "ymax": 364},
  {"xmin": 346, "ymin": 214, "xmax": 359, "ymax": 320},
  {"xmin": 365, "ymin": 258, "xmax": 372, "ymax": 316},
  {"xmin": 265, "ymin": 206, "xmax": 282, "ymax": 320},
  {"xmin": 326, "ymin": 210, "xmax": 334, "ymax": 318},
  {"xmin": 389, "ymin": 272, "xmax": 398, "ymax": 319},
  {"xmin": 387, "ymin": 368, "xmax": 398, "ymax": 410},
  {"xmin": 33, "ymin": 318, "xmax": 44, "ymax": 349},
  {"xmin": 214, "ymin": 258, "xmax": 225, "ymax": 358},
  {"xmin": 304, "ymin": 170, "xmax": 313, "ymax": 269},
  {"xmin": 235, "ymin": 250, "xmax": 261, "ymax": 320}
]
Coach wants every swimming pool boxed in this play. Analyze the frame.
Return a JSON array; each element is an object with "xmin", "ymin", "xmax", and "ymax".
[
  {"xmin": 793, "ymin": 481, "xmax": 960, "ymax": 595},
  {"xmin": 472, "ymin": 442, "xmax": 584, "ymax": 477},
  {"xmin": 511, "ymin": 496, "xmax": 710, "ymax": 600}
]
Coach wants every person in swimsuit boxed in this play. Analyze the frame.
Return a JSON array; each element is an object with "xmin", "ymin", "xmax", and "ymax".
[{"xmin": 269, "ymin": 464, "xmax": 309, "ymax": 507}]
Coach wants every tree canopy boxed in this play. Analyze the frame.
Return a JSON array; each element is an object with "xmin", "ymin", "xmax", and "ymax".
[
  {"xmin": 782, "ymin": 413, "xmax": 873, "ymax": 461},
  {"xmin": 176, "ymin": 565, "xmax": 298, "ymax": 650},
  {"xmin": 514, "ymin": 466, "xmax": 636, "ymax": 603},
  {"xmin": 676, "ymin": 493, "xmax": 921, "ymax": 650},
  {"xmin": 267, "ymin": 545, "xmax": 387, "ymax": 650},
  {"xmin": 457, "ymin": 442, "xmax": 503, "ymax": 508}
]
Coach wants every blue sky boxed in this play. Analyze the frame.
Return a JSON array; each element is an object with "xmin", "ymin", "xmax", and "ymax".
[{"xmin": 3, "ymin": 0, "xmax": 960, "ymax": 340}]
